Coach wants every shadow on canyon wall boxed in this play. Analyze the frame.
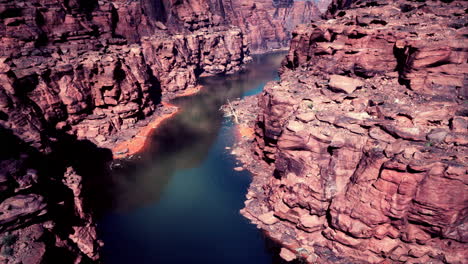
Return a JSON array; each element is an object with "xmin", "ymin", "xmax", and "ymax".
[{"xmin": 0, "ymin": 124, "xmax": 114, "ymax": 263}]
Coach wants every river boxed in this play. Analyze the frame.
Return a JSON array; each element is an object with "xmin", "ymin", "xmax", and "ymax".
[{"xmin": 98, "ymin": 52, "xmax": 286, "ymax": 264}]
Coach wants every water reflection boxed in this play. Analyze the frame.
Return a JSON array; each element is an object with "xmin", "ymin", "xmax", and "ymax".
[
  {"xmin": 107, "ymin": 53, "xmax": 285, "ymax": 212},
  {"xmin": 99, "ymin": 52, "xmax": 286, "ymax": 264}
]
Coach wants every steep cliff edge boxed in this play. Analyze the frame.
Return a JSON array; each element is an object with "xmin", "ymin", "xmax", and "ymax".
[
  {"xmin": 145, "ymin": 0, "xmax": 325, "ymax": 53},
  {"xmin": 0, "ymin": 0, "xmax": 326, "ymax": 263},
  {"xmin": 229, "ymin": 0, "xmax": 468, "ymax": 263}
]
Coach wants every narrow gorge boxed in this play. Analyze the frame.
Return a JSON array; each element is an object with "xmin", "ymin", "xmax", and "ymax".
[{"xmin": 0, "ymin": 0, "xmax": 466, "ymax": 263}]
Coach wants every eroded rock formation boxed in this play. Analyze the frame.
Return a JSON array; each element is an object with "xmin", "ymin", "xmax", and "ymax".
[
  {"xmin": 0, "ymin": 0, "xmax": 323, "ymax": 152},
  {"xmin": 0, "ymin": 0, "xmax": 326, "ymax": 262},
  {"xmin": 0, "ymin": 0, "xmax": 254, "ymax": 148},
  {"xmin": 0, "ymin": 0, "xmax": 251, "ymax": 262},
  {"xmin": 0, "ymin": 127, "xmax": 110, "ymax": 263},
  {"xmin": 144, "ymin": 0, "xmax": 324, "ymax": 53},
  {"xmin": 230, "ymin": 0, "xmax": 468, "ymax": 263}
]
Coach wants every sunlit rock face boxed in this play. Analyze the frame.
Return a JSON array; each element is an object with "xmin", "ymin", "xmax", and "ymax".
[
  {"xmin": 0, "ymin": 0, "xmax": 252, "ymax": 147},
  {"xmin": 237, "ymin": 0, "xmax": 468, "ymax": 263}
]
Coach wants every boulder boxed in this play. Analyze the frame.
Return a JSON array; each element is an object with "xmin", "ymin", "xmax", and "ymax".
[{"xmin": 329, "ymin": 75, "xmax": 364, "ymax": 94}]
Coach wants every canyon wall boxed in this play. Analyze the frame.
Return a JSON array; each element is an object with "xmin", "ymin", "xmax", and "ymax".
[
  {"xmin": 210, "ymin": 0, "xmax": 323, "ymax": 52},
  {"xmin": 143, "ymin": 0, "xmax": 324, "ymax": 53},
  {"xmin": 0, "ymin": 0, "xmax": 252, "ymax": 149},
  {"xmin": 0, "ymin": 0, "xmax": 326, "ymax": 263},
  {"xmin": 0, "ymin": 0, "xmax": 249, "ymax": 263},
  {"xmin": 235, "ymin": 0, "xmax": 468, "ymax": 263},
  {"xmin": 0, "ymin": 0, "xmax": 325, "ymax": 160}
]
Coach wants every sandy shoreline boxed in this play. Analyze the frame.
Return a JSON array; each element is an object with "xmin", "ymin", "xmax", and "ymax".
[
  {"xmin": 111, "ymin": 85, "xmax": 203, "ymax": 159},
  {"xmin": 111, "ymin": 102, "xmax": 179, "ymax": 159}
]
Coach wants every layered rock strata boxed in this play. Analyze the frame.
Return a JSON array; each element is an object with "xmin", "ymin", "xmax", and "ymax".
[
  {"xmin": 0, "ymin": 0, "xmax": 252, "ymax": 148},
  {"xmin": 0, "ymin": 0, "xmax": 250, "ymax": 262},
  {"xmin": 0, "ymin": 0, "xmax": 328, "ymax": 262},
  {"xmin": 145, "ymin": 0, "xmax": 325, "ymax": 53},
  {"xmin": 0, "ymin": 126, "xmax": 109, "ymax": 263},
  {"xmin": 230, "ymin": 0, "xmax": 468, "ymax": 263},
  {"xmin": 0, "ymin": 0, "xmax": 324, "ymax": 157}
]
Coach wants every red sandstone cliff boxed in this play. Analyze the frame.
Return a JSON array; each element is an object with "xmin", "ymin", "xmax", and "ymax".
[
  {"xmin": 230, "ymin": 0, "xmax": 468, "ymax": 263},
  {"xmin": 211, "ymin": 0, "xmax": 323, "ymax": 52},
  {"xmin": 0, "ymin": 0, "xmax": 250, "ymax": 262},
  {"xmin": 0, "ymin": 0, "xmax": 324, "ymax": 153},
  {"xmin": 143, "ymin": 0, "xmax": 324, "ymax": 52},
  {"xmin": 0, "ymin": 0, "xmax": 253, "ymax": 149},
  {"xmin": 0, "ymin": 0, "xmax": 325, "ymax": 263},
  {"xmin": 143, "ymin": 0, "xmax": 325, "ymax": 52}
]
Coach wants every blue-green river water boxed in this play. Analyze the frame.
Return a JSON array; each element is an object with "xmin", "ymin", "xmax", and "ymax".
[{"xmin": 98, "ymin": 52, "xmax": 285, "ymax": 264}]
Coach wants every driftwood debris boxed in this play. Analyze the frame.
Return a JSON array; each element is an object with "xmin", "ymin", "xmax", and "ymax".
[{"xmin": 224, "ymin": 99, "xmax": 239, "ymax": 124}]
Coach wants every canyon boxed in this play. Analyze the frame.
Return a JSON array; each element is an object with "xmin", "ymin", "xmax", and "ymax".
[
  {"xmin": 1, "ymin": 0, "xmax": 466, "ymax": 263},
  {"xmin": 0, "ymin": 0, "xmax": 325, "ymax": 263},
  {"xmin": 229, "ymin": 0, "xmax": 468, "ymax": 263}
]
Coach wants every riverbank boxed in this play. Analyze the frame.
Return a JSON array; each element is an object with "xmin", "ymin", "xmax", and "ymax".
[
  {"xmin": 110, "ymin": 85, "xmax": 204, "ymax": 159},
  {"xmin": 108, "ymin": 48, "xmax": 282, "ymax": 160},
  {"xmin": 222, "ymin": 85, "xmax": 357, "ymax": 264},
  {"xmin": 111, "ymin": 103, "xmax": 179, "ymax": 159},
  {"xmin": 221, "ymin": 95, "xmax": 258, "ymax": 141},
  {"xmin": 221, "ymin": 96, "xmax": 301, "ymax": 259}
]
